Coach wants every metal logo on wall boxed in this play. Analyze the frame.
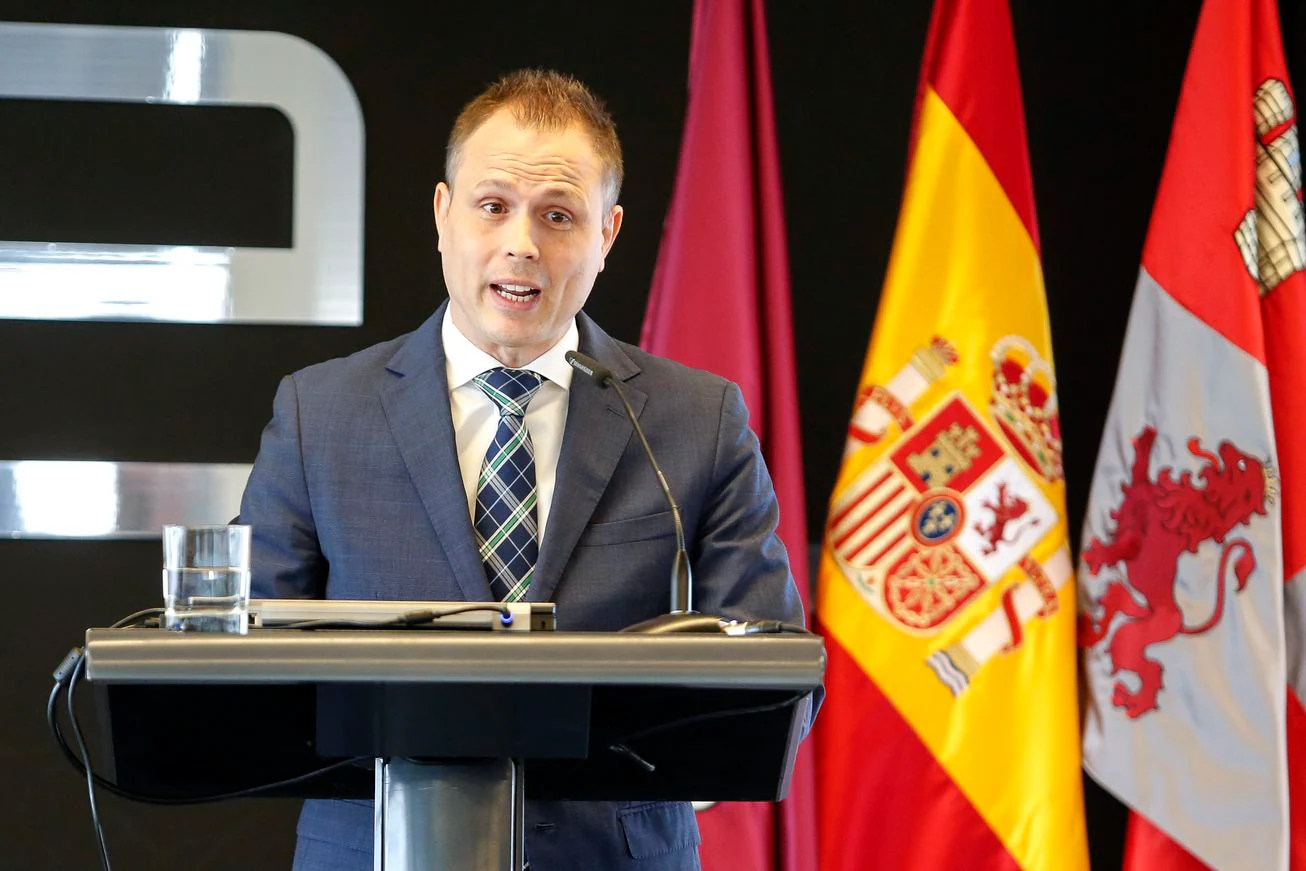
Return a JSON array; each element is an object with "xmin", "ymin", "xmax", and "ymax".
[
  {"xmin": 0, "ymin": 21, "xmax": 364, "ymax": 538},
  {"xmin": 0, "ymin": 21, "xmax": 365, "ymax": 325}
]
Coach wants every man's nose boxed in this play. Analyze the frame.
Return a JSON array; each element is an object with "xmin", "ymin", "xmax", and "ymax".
[{"xmin": 504, "ymin": 212, "xmax": 539, "ymax": 260}]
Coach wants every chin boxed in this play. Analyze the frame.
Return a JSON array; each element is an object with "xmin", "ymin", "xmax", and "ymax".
[
  {"xmin": 488, "ymin": 320, "xmax": 540, "ymax": 341},
  {"xmin": 488, "ymin": 327, "xmax": 545, "ymax": 354}
]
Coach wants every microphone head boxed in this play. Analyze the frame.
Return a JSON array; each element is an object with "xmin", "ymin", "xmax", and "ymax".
[{"xmin": 565, "ymin": 350, "xmax": 614, "ymax": 386}]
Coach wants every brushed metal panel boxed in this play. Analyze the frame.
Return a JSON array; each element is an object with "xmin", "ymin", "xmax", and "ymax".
[
  {"xmin": 84, "ymin": 629, "xmax": 827, "ymax": 688},
  {"xmin": 378, "ymin": 759, "xmax": 524, "ymax": 871}
]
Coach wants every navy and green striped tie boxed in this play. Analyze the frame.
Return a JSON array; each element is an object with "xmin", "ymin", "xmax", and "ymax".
[{"xmin": 473, "ymin": 367, "xmax": 545, "ymax": 602}]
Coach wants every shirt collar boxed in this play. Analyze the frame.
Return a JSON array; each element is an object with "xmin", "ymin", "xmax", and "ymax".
[{"xmin": 442, "ymin": 307, "xmax": 578, "ymax": 392}]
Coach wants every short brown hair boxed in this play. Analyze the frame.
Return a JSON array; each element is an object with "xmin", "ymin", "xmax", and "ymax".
[{"xmin": 445, "ymin": 68, "xmax": 624, "ymax": 211}]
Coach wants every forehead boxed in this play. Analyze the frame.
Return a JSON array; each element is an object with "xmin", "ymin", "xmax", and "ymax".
[{"xmin": 456, "ymin": 109, "xmax": 604, "ymax": 190}]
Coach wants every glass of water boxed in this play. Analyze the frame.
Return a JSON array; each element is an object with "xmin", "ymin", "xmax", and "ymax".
[{"xmin": 162, "ymin": 524, "xmax": 251, "ymax": 633}]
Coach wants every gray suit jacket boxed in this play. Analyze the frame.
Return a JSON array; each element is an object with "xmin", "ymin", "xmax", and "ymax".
[{"xmin": 239, "ymin": 304, "xmax": 805, "ymax": 870}]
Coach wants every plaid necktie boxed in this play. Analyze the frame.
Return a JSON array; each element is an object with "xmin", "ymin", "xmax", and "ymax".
[{"xmin": 473, "ymin": 367, "xmax": 545, "ymax": 601}]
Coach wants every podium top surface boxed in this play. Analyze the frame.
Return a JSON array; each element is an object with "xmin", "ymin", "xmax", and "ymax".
[{"xmin": 84, "ymin": 628, "xmax": 825, "ymax": 689}]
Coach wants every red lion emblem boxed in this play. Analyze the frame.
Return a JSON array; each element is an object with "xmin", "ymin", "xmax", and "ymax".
[
  {"xmin": 1079, "ymin": 426, "xmax": 1272, "ymax": 718},
  {"xmin": 974, "ymin": 482, "xmax": 1038, "ymax": 555}
]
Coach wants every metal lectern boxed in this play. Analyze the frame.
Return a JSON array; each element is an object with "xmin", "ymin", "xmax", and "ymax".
[{"xmin": 82, "ymin": 607, "xmax": 824, "ymax": 871}]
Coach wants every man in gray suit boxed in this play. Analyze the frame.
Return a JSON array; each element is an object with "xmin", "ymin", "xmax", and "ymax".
[{"xmin": 240, "ymin": 68, "xmax": 807, "ymax": 871}]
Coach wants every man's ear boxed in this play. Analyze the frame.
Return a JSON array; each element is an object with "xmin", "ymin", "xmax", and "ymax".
[
  {"xmin": 433, "ymin": 182, "xmax": 452, "ymax": 250},
  {"xmin": 598, "ymin": 204, "xmax": 623, "ymax": 272}
]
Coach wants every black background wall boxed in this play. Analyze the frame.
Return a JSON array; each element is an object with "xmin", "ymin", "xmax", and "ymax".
[{"xmin": 1, "ymin": 1, "xmax": 1302, "ymax": 868}]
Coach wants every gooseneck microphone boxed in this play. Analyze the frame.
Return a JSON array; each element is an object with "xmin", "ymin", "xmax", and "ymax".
[
  {"xmin": 566, "ymin": 351, "xmax": 811, "ymax": 638},
  {"xmin": 566, "ymin": 350, "xmax": 699, "ymax": 624}
]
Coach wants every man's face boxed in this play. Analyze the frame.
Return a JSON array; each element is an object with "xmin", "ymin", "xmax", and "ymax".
[{"xmin": 434, "ymin": 109, "xmax": 622, "ymax": 367}]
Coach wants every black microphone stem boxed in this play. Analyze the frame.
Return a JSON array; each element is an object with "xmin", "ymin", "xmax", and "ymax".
[
  {"xmin": 603, "ymin": 377, "xmax": 692, "ymax": 614},
  {"xmin": 566, "ymin": 350, "xmax": 696, "ymax": 618},
  {"xmin": 562, "ymin": 353, "xmax": 808, "ymax": 637}
]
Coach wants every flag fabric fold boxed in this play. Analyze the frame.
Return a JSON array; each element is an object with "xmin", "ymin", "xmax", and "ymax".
[
  {"xmin": 639, "ymin": 0, "xmax": 815, "ymax": 869},
  {"xmin": 1077, "ymin": 0, "xmax": 1306, "ymax": 868},
  {"xmin": 813, "ymin": 0, "xmax": 1088, "ymax": 868}
]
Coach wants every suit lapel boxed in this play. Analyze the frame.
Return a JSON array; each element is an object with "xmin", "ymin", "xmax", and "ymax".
[
  {"xmin": 379, "ymin": 305, "xmax": 493, "ymax": 602},
  {"xmin": 532, "ymin": 313, "xmax": 644, "ymax": 603}
]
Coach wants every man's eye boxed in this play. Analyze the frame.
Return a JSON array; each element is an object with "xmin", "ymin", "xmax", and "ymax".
[
  {"xmin": 544, "ymin": 210, "xmax": 571, "ymax": 224},
  {"xmin": 481, "ymin": 202, "xmax": 505, "ymax": 215}
]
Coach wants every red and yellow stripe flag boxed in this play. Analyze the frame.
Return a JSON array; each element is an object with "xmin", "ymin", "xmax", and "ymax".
[{"xmin": 814, "ymin": 1, "xmax": 1088, "ymax": 868}]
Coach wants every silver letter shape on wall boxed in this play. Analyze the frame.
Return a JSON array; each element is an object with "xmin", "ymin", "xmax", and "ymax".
[
  {"xmin": 0, "ymin": 461, "xmax": 252, "ymax": 539},
  {"xmin": 0, "ymin": 22, "xmax": 364, "ymax": 325}
]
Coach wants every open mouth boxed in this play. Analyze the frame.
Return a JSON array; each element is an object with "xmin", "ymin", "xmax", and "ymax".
[{"xmin": 491, "ymin": 283, "xmax": 541, "ymax": 303}]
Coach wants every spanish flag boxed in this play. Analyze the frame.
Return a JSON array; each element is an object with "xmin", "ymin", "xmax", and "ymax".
[{"xmin": 813, "ymin": 0, "xmax": 1087, "ymax": 868}]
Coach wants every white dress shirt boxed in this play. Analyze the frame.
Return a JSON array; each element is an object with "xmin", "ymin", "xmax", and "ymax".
[{"xmin": 442, "ymin": 309, "xmax": 576, "ymax": 542}]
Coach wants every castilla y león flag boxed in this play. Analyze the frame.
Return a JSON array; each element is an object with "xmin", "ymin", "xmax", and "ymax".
[
  {"xmin": 1077, "ymin": 0, "xmax": 1306, "ymax": 868},
  {"xmin": 813, "ymin": 0, "xmax": 1087, "ymax": 868}
]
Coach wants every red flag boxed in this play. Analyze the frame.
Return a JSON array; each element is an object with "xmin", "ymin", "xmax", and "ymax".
[
  {"xmin": 1076, "ymin": 0, "xmax": 1306, "ymax": 868},
  {"xmin": 640, "ymin": 0, "xmax": 815, "ymax": 869}
]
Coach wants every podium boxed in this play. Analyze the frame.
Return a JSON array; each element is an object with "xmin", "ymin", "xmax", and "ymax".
[{"xmin": 82, "ymin": 614, "xmax": 824, "ymax": 870}]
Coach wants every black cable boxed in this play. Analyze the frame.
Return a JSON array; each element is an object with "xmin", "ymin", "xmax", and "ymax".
[
  {"xmin": 116, "ymin": 755, "xmax": 375, "ymax": 805},
  {"xmin": 49, "ymin": 673, "xmax": 370, "ymax": 805},
  {"xmin": 109, "ymin": 608, "xmax": 164, "ymax": 629},
  {"xmin": 48, "ymin": 678, "xmax": 85, "ymax": 775},
  {"xmin": 280, "ymin": 603, "xmax": 511, "ymax": 630},
  {"xmin": 48, "ymin": 598, "xmax": 165, "ymax": 861},
  {"xmin": 53, "ymin": 605, "xmax": 381, "ymax": 809},
  {"xmin": 606, "ymin": 690, "xmax": 811, "ymax": 770},
  {"xmin": 66, "ymin": 655, "xmax": 110, "ymax": 871},
  {"xmin": 629, "ymin": 616, "xmax": 817, "ymax": 635}
]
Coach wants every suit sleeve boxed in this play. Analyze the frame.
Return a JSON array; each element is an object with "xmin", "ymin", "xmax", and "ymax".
[
  {"xmin": 689, "ymin": 380, "xmax": 806, "ymax": 627},
  {"xmin": 238, "ymin": 374, "xmax": 327, "ymax": 599}
]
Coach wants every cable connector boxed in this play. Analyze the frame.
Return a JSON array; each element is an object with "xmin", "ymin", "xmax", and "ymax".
[
  {"xmin": 609, "ymin": 742, "xmax": 656, "ymax": 773},
  {"xmin": 52, "ymin": 647, "xmax": 84, "ymax": 687},
  {"xmin": 720, "ymin": 619, "xmax": 782, "ymax": 636}
]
